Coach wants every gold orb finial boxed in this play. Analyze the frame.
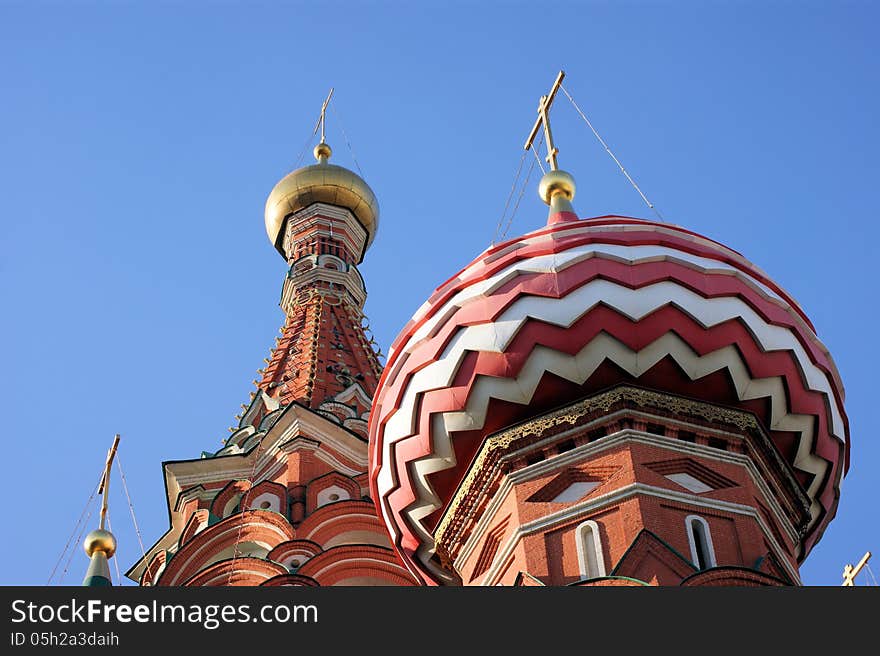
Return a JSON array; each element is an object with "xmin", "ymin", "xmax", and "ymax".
[
  {"xmin": 84, "ymin": 528, "xmax": 117, "ymax": 558},
  {"xmin": 538, "ymin": 169, "xmax": 576, "ymax": 205},
  {"xmin": 313, "ymin": 141, "xmax": 332, "ymax": 163},
  {"xmin": 538, "ymin": 169, "xmax": 578, "ymax": 223}
]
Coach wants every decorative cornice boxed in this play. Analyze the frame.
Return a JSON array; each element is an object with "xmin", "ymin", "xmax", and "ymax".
[
  {"xmin": 281, "ymin": 265, "xmax": 367, "ymax": 312},
  {"xmin": 282, "ymin": 203, "xmax": 368, "ymax": 263},
  {"xmin": 476, "ymin": 482, "xmax": 802, "ymax": 586},
  {"xmin": 435, "ymin": 385, "xmax": 769, "ymax": 548}
]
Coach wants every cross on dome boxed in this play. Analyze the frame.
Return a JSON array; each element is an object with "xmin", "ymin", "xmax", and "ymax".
[
  {"xmin": 524, "ymin": 70, "xmax": 577, "ymax": 223},
  {"xmin": 525, "ymin": 70, "xmax": 565, "ymax": 171}
]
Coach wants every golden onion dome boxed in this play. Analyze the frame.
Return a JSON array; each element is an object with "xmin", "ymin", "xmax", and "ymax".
[{"xmin": 264, "ymin": 141, "xmax": 379, "ymax": 260}]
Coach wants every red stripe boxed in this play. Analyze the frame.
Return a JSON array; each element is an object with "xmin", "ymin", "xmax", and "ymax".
[
  {"xmin": 373, "ymin": 257, "xmax": 845, "ymax": 438},
  {"xmin": 390, "ymin": 308, "xmax": 841, "ymax": 512},
  {"xmin": 380, "ymin": 226, "xmax": 817, "ymax": 408},
  {"xmin": 374, "ymin": 310, "xmax": 844, "ymax": 581}
]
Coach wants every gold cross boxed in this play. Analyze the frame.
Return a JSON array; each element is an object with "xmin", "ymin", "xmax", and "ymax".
[
  {"xmin": 842, "ymin": 551, "xmax": 872, "ymax": 586},
  {"xmin": 97, "ymin": 434, "xmax": 120, "ymax": 531},
  {"xmin": 313, "ymin": 88, "xmax": 335, "ymax": 143},
  {"xmin": 524, "ymin": 70, "xmax": 566, "ymax": 171}
]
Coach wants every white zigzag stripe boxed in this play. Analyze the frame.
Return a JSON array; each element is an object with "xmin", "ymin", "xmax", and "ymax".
[
  {"xmin": 386, "ymin": 241, "xmax": 830, "ymax": 388},
  {"xmin": 377, "ymin": 280, "xmax": 843, "ymax": 526},
  {"xmin": 376, "ymin": 282, "xmax": 843, "ymax": 578},
  {"xmin": 388, "ymin": 333, "xmax": 827, "ymax": 583}
]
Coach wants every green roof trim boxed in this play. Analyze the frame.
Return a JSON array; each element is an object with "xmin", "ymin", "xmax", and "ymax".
[{"xmin": 569, "ymin": 575, "xmax": 651, "ymax": 586}]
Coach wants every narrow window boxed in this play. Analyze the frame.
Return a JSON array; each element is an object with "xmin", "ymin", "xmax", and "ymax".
[
  {"xmin": 575, "ymin": 520, "xmax": 606, "ymax": 579},
  {"xmin": 685, "ymin": 515, "xmax": 717, "ymax": 569}
]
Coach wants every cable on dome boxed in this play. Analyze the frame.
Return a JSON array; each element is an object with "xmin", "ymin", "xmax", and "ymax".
[
  {"xmin": 560, "ymin": 84, "xmax": 664, "ymax": 220},
  {"xmin": 495, "ymin": 131, "xmax": 544, "ymax": 243},
  {"xmin": 47, "ymin": 473, "xmax": 101, "ymax": 585},
  {"xmin": 58, "ymin": 499, "xmax": 97, "ymax": 584},
  {"xmin": 866, "ymin": 561, "xmax": 879, "ymax": 587},
  {"xmin": 106, "ymin": 511, "xmax": 122, "ymax": 586},
  {"xmin": 330, "ymin": 103, "xmax": 365, "ymax": 178},
  {"xmin": 530, "ymin": 134, "xmax": 547, "ymax": 176},
  {"xmin": 499, "ymin": 136, "xmax": 541, "ymax": 242},
  {"xmin": 117, "ymin": 454, "xmax": 147, "ymax": 565},
  {"xmin": 293, "ymin": 129, "xmax": 318, "ymax": 171},
  {"xmin": 492, "ymin": 149, "xmax": 527, "ymax": 245}
]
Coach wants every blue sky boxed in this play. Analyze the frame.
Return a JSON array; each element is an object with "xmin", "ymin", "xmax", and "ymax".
[{"xmin": 1, "ymin": 1, "xmax": 876, "ymax": 586}]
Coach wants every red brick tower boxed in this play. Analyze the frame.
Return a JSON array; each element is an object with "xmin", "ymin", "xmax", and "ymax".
[
  {"xmin": 368, "ymin": 81, "xmax": 850, "ymax": 586},
  {"xmin": 127, "ymin": 138, "xmax": 415, "ymax": 586}
]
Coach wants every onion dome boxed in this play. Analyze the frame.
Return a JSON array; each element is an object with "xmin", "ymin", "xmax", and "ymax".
[
  {"xmin": 264, "ymin": 142, "xmax": 380, "ymax": 262},
  {"xmin": 368, "ymin": 214, "xmax": 849, "ymax": 585}
]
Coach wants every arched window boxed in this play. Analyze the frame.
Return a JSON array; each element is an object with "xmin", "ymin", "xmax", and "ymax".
[
  {"xmin": 685, "ymin": 515, "xmax": 716, "ymax": 569},
  {"xmin": 575, "ymin": 520, "xmax": 606, "ymax": 579}
]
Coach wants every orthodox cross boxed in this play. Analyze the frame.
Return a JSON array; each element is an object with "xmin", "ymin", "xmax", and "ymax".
[
  {"xmin": 524, "ymin": 70, "xmax": 566, "ymax": 171},
  {"xmin": 841, "ymin": 551, "xmax": 872, "ymax": 586},
  {"xmin": 314, "ymin": 87, "xmax": 335, "ymax": 143},
  {"xmin": 97, "ymin": 434, "xmax": 120, "ymax": 531}
]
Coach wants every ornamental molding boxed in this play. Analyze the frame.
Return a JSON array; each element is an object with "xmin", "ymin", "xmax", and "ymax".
[
  {"xmin": 435, "ymin": 387, "xmax": 810, "ymax": 575},
  {"xmin": 165, "ymin": 404, "xmax": 367, "ymax": 508},
  {"xmin": 448, "ymin": 429, "xmax": 802, "ymax": 570},
  {"xmin": 436, "ymin": 385, "xmax": 764, "ymax": 546},
  {"xmin": 282, "ymin": 203, "xmax": 368, "ymax": 261},
  {"xmin": 281, "ymin": 265, "xmax": 367, "ymax": 311},
  {"xmin": 476, "ymin": 481, "xmax": 801, "ymax": 586}
]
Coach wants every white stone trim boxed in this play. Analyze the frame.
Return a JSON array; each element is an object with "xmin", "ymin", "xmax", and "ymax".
[
  {"xmin": 282, "ymin": 264, "xmax": 367, "ymax": 310},
  {"xmin": 454, "ymin": 428, "xmax": 800, "ymax": 569},
  {"xmin": 282, "ymin": 203, "xmax": 367, "ymax": 261},
  {"xmin": 551, "ymin": 481, "xmax": 599, "ymax": 503},
  {"xmin": 334, "ymin": 382, "xmax": 373, "ymax": 409},
  {"xmin": 250, "ymin": 492, "xmax": 283, "ymax": 513},
  {"xmin": 474, "ymin": 481, "xmax": 800, "ymax": 585},
  {"xmin": 316, "ymin": 485, "xmax": 351, "ymax": 508},
  {"xmin": 383, "ymin": 324, "xmax": 835, "ymax": 565},
  {"xmin": 685, "ymin": 514, "xmax": 717, "ymax": 569},
  {"xmin": 575, "ymin": 520, "xmax": 606, "ymax": 579},
  {"xmin": 667, "ymin": 473, "xmax": 713, "ymax": 494},
  {"xmin": 155, "ymin": 405, "xmax": 369, "ymax": 570}
]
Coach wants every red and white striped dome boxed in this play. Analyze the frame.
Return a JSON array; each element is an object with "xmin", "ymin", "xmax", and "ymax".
[{"xmin": 368, "ymin": 216, "xmax": 849, "ymax": 585}]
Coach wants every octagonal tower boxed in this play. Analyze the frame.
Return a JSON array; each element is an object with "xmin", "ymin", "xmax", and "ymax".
[{"xmin": 128, "ymin": 139, "xmax": 415, "ymax": 587}]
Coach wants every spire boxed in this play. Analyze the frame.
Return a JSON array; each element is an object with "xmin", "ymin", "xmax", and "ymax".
[
  {"xmin": 242, "ymin": 92, "xmax": 384, "ymax": 432},
  {"xmin": 82, "ymin": 434, "xmax": 119, "ymax": 586},
  {"xmin": 524, "ymin": 70, "xmax": 578, "ymax": 224}
]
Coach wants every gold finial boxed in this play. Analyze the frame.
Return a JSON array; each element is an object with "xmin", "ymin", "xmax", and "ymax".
[
  {"xmin": 314, "ymin": 141, "xmax": 332, "ymax": 163},
  {"xmin": 312, "ymin": 87, "xmax": 335, "ymax": 163},
  {"xmin": 525, "ymin": 70, "xmax": 565, "ymax": 171},
  {"xmin": 84, "ymin": 529, "xmax": 117, "ymax": 558},
  {"xmin": 842, "ymin": 551, "xmax": 872, "ymax": 586},
  {"xmin": 265, "ymin": 86, "xmax": 379, "ymax": 260},
  {"xmin": 525, "ymin": 71, "xmax": 578, "ymax": 221},
  {"xmin": 538, "ymin": 170, "xmax": 576, "ymax": 205},
  {"xmin": 82, "ymin": 434, "xmax": 120, "ymax": 586}
]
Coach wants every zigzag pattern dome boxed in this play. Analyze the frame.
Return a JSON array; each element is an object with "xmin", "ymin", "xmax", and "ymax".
[{"xmin": 368, "ymin": 215, "xmax": 849, "ymax": 585}]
